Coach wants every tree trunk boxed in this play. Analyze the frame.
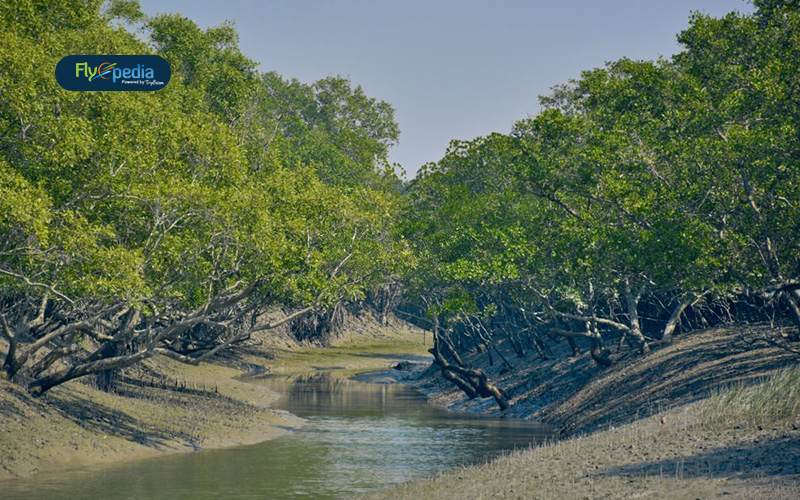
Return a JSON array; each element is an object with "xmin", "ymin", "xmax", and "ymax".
[
  {"xmin": 1, "ymin": 340, "xmax": 19, "ymax": 381},
  {"xmin": 29, "ymin": 345, "xmax": 80, "ymax": 378},
  {"xmin": 781, "ymin": 291, "xmax": 800, "ymax": 341},
  {"xmin": 625, "ymin": 279, "xmax": 650, "ymax": 354},
  {"xmin": 586, "ymin": 320, "xmax": 613, "ymax": 367},
  {"xmin": 589, "ymin": 337, "xmax": 613, "ymax": 367},
  {"xmin": 0, "ymin": 315, "xmax": 20, "ymax": 380},
  {"xmin": 430, "ymin": 347, "xmax": 478, "ymax": 399},
  {"xmin": 529, "ymin": 332, "xmax": 548, "ymax": 360},
  {"xmin": 662, "ymin": 295, "xmax": 699, "ymax": 341},
  {"xmin": 430, "ymin": 317, "xmax": 509, "ymax": 410},
  {"xmin": 567, "ymin": 337, "xmax": 581, "ymax": 357},
  {"xmin": 28, "ymin": 349, "xmax": 156, "ymax": 396}
]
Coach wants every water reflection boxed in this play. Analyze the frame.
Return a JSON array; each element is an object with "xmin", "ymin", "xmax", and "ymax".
[{"xmin": 1, "ymin": 370, "xmax": 552, "ymax": 500}]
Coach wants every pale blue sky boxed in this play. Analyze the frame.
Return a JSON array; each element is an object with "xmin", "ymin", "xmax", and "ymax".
[{"xmin": 137, "ymin": 0, "xmax": 751, "ymax": 177}]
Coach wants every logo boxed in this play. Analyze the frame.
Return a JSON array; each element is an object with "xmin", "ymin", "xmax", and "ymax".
[{"xmin": 55, "ymin": 55, "xmax": 171, "ymax": 91}]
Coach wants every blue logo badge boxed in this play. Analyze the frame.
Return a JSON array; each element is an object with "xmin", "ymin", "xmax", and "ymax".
[{"xmin": 55, "ymin": 55, "xmax": 171, "ymax": 91}]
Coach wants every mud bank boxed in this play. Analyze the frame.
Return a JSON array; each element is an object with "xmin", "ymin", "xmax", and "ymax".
[
  {"xmin": 368, "ymin": 367, "xmax": 800, "ymax": 499},
  {"xmin": 0, "ymin": 357, "xmax": 304, "ymax": 480},
  {"xmin": 412, "ymin": 325, "xmax": 797, "ymax": 434},
  {"xmin": 0, "ymin": 316, "xmax": 428, "ymax": 481},
  {"xmin": 368, "ymin": 326, "xmax": 800, "ymax": 499}
]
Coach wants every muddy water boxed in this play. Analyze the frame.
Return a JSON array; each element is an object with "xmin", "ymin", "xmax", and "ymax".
[{"xmin": 1, "ymin": 370, "xmax": 552, "ymax": 499}]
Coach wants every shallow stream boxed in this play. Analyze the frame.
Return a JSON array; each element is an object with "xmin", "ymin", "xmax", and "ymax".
[{"xmin": 2, "ymin": 368, "xmax": 551, "ymax": 499}]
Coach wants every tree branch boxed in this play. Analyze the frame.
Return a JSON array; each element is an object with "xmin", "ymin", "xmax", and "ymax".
[{"xmin": 0, "ymin": 268, "xmax": 74, "ymax": 304}]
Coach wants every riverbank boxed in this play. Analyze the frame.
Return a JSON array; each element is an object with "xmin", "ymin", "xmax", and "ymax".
[
  {"xmin": 413, "ymin": 324, "xmax": 797, "ymax": 433},
  {"xmin": 0, "ymin": 314, "xmax": 428, "ymax": 481},
  {"xmin": 0, "ymin": 356, "xmax": 304, "ymax": 480},
  {"xmin": 369, "ymin": 364, "xmax": 800, "ymax": 499},
  {"xmin": 367, "ymin": 325, "xmax": 800, "ymax": 499}
]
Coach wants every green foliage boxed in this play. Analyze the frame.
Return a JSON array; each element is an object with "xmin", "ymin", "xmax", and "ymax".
[
  {"xmin": 403, "ymin": 0, "xmax": 800, "ymax": 337},
  {"xmin": 0, "ymin": 158, "xmax": 51, "ymax": 242},
  {"xmin": 0, "ymin": 0, "xmax": 405, "ymax": 318},
  {"xmin": 3, "ymin": 0, "xmax": 800, "ymax": 391},
  {"xmin": 258, "ymin": 72, "xmax": 400, "ymax": 186},
  {"xmin": 147, "ymin": 13, "xmax": 259, "ymax": 118}
]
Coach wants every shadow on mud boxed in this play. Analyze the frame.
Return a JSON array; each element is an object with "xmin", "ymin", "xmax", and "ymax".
[{"xmin": 602, "ymin": 434, "xmax": 800, "ymax": 480}]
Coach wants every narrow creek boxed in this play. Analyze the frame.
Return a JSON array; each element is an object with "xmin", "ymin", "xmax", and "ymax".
[{"xmin": 1, "ymin": 367, "xmax": 552, "ymax": 499}]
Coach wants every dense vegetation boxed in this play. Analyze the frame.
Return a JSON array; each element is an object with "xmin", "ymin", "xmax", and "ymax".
[
  {"xmin": 0, "ymin": 0, "xmax": 407, "ymax": 393},
  {"xmin": 1, "ymin": 0, "xmax": 799, "ymax": 403},
  {"xmin": 401, "ymin": 0, "xmax": 800, "ymax": 408}
]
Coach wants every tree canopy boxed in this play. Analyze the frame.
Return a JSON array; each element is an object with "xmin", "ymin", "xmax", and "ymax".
[
  {"xmin": 400, "ymin": 0, "xmax": 800, "ymax": 407},
  {"xmin": 1, "ymin": 0, "xmax": 799, "ymax": 402},
  {"xmin": 0, "ymin": 0, "xmax": 405, "ymax": 393}
]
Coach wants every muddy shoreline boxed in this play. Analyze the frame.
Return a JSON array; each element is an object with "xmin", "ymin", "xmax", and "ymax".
[
  {"xmin": 365, "ymin": 325, "xmax": 800, "ymax": 499},
  {"xmin": 4, "ymin": 320, "xmax": 798, "ymax": 500},
  {"xmin": 0, "ymin": 358, "xmax": 305, "ymax": 481},
  {"xmin": 0, "ymin": 319, "xmax": 429, "ymax": 482},
  {"xmin": 408, "ymin": 325, "xmax": 798, "ymax": 434}
]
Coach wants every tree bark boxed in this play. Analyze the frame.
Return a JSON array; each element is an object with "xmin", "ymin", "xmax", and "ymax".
[
  {"xmin": 780, "ymin": 291, "xmax": 800, "ymax": 340},
  {"xmin": 589, "ymin": 337, "xmax": 613, "ymax": 367},
  {"xmin": 430, "ymin": 317, "xmax": 509, "ymax": 410},
  {"xmin": 29, "ymin": 344, "xmax": 80, "ymax": 378},
  {"xmin": 662, "ymin": 294, "xmax": 702, "ymax": 341},
  {"xmin": 29, "ymin": 349, "xmax": 157, "ymax": 396},
  {"xmin": 430, "ymin": 347, "xmax": 478, "ymax": 399},
  {"xmin": 624, "ymin": 279, "xmax": 650, "ymax": 354},
  {"xmin": 567, "ymin": 336, "xmax": 581, "ymax": 357},
  {"xmin": 0, "ymin": 315, "xmax": 18, "ymax": 380}
]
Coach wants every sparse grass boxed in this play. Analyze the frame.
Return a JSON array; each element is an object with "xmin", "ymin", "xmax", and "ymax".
[{"xmin": 699, "ymin": 366, "xmax": 800, "ymax": 430}]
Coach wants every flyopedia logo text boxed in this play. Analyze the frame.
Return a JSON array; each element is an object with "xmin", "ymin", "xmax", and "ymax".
[
  {"xmin": 56, "ymin": 55, "xmax": 170, "ymax": 91},
  {"xmin": 75, "ymin": 62, "xmax": 151, "ymax": 82}
]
